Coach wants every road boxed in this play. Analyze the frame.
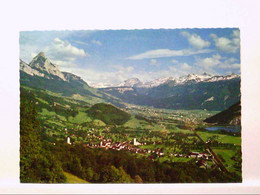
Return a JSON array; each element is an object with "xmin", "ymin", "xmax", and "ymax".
[{"xmin": 191, "ymin": 129, "xmax": 229, "ymax": 174}]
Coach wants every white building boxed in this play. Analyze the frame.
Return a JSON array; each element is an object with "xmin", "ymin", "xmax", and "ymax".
[
  {"xmin": 67, "ymin": 136, "xmax": 71, "ymax": 145},
  {"xmin": 133, "ymin": 138, "xmax": 141, "ymax": 146}
]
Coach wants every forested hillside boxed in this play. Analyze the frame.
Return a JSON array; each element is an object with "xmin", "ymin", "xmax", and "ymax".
[
  {"xmin": 20, "ymin": 89, "xmax": 65, "ymax": 183},
  {"xmin": 204, "ymin": 101, "xmax": 241, "ymax": 125}
]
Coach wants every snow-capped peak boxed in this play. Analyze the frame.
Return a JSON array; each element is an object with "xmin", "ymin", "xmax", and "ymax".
[
  {"xmin": 90, "ymin": 73, "xmax": 240, "ymax": 89},
  {"xmin": 142, "ymin": 76, "xmax": 175, "ymax": 88},
  {"xmin": 118, "ymin": 78, "xmax": 143, "ymax": 87},
  {"xmin": 205, "ymin": 73, "xmax": 240, "ymax": 82},
  {"xmin": 175, "ymin": 73, "xmax": 212, "ymax": 84}
]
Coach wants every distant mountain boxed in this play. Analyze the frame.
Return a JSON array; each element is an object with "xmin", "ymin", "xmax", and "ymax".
[
  {"xmin": 21, "ymin": 52, "xmax": 82, "ymax": 83},
  {"xmin": 204, "ymin": 101, "xmax": 241, "ymax": 125},
  {"xmin": 20, "ymin": 52, "xmax": 240, "ymax": 111},
  {"xmin": 118, "ymin": 78, "xmax": 143, "ymax": 88},
  {"xmin": 28, "ymin": 52, "xmax": 66, "ymax": 80},
  {"xmin": 20, "ymin": 53, "xmax": 93, "ymax": 96},
  {"xmin": 141, "ymin": 76, "xmax": 175, "ymax": 88},
  {"xmin": 101, "ymin": 73, "xmax": 241, "ymax": 111},
  {"xmin": 96, "ymin": 72, "xmax": 239, "ymax": 89},
  {"xmin": 20, "ymin": 52, "xmax": 124, "ymax": 107}
]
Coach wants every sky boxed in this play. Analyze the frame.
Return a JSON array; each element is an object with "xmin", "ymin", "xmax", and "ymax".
[{"xmin": 20, "ymin": 29, "xmax": 240, "ymax": 86}]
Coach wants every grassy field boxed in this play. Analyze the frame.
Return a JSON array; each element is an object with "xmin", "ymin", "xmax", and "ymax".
[
  {"xmin": 40, "ymin": 108, "xmax": 56, "ymax": 116},
  {"xmin": 47, "ymin": 120, "xmax": 66, "ymax": 127},
  {"xmin": 196, "ymin": 131, "xmax": 241, "ymax": 145},
  {"xmin": 124, "ymin": 116, "xmax": 143, "ymax": 128},
  {"xmin": 63, "ymin": 172, "xmax": 88, "ymax": 183},
  {"xmin": 173, "ymin": 128, "xmax": 193, "ymax": 134},
  {"xmin": 93, "ymin": 119, "xmax": 106, "ymax": 126},
  {"xmin": 68, "ymin": 111, "xmax": 91, "ymax": 124},
  {"xmin": 212, "ymin": 148, "xmax": 238, "ymax": 173}
]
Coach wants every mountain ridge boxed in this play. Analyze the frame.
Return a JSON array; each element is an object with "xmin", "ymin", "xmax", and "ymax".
[
  {"xmin": 20, "ymin": 52, "xmax": 87, "ymax": 83},
  {"xmin": 204, "ymin": 101, "xmax": 241, "ymax": 125},
  {"xmin": 20, "ymin": 52, "xmax": 127, "ymax": 108},
  {"xmin": 100, "ymin": 75, "xmax": 240, "ymax": 111},
  {"xmin": 100, "ymin": 73, "xmax": 240, "ymax": 89},
  {"xmin": 20, "ymin": 52, "xmax": 241, "ymax": 111}
]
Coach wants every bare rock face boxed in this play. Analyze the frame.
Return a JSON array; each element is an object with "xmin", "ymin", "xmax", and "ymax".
[
  {"xmin": 28, "ymin": 52, "xmax": 66, "ymax": 81},
  {"xmin": 20, "ymin": 59, "xmax": 45, "ymax": 77},
  {"xmin": 118, "ymin": 78, "xmax": 143, "ymax": 87},
  {"xmin": 63, "ymin": 72, "xmax": 83, "ymax": 82}
]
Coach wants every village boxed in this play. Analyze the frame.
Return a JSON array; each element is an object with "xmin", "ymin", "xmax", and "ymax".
[
  {"xmin": 66, "ymin": 133, "xmax": 213, "ymax": 169},
  {"xmin": 41, "ymin": 99, "xmax": 239, "ymax": 175}
]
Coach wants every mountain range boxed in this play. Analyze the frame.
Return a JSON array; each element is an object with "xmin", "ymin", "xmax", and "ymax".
[
  {"xmin": 100, "ymin": 73, "xmax": 240, "ymax": 111},
  {"xmin": 92, "ymin": 72, "xmax": 240, "ymax": 89},
  {"xmin": 20, "ymin": 52, "xmax": 241, "ymax": 111}
]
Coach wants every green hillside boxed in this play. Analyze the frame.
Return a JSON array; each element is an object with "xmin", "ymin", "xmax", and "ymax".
[
  {"xmin": 64, "ymin": 172, "xmax": 88, "ymax": 183},
  {"xmin": 87, "ymin": 103, "xmax": 131, "ymax": 125},
  {"xmin": 20, "ymin": 53, "xmax": 125, "ymax": 108},
  {"xmin": 204, "ymin": 101, "xmax": 241, "ymax": 125}
]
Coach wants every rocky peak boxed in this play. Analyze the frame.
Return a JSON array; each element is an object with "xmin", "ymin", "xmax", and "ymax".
[
  {"xmin": 28, "ymin": 52, "xmax": 66, "ymax": 81},
  {"xmin": 205, "ymin": 73, "xmax": 240, "ymax": 82},
  {"xmin": 202, "ymin": 72, "xmax": 212, "ymax": 76},
  {"xmin": 118, "ymin": 78, "xmax": 143, "ymax": 87},
  {"xmin": 20, "ymin": 59, "xmax": 27, "ymax": 68},
  {"xmin": 38, "ymin": 51, "xmax": 46, "ymax": 58},
  {"xmin": 29, "ymin": 52, "xmax": 52, "ymax": 69},
  {"xmin": 20, "ymin": 59, "xmax": 45, "ymax": 77},
  {"xmin": 142, "ymin": 76, "xmax": 175, "ymax": 88}
]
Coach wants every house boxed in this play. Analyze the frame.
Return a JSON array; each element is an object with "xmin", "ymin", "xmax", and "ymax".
[
  {"xmin": 67, "ymin": 136, "xmax": 71, "ymax": 145},
  {"xmin": 159, "ymin": 152, "xmax": 164, "ymax": 156},
  {"xmin": 189, "ymin": 152, "xmax": 200, "ymax": 158},
  {"xmin": 133, "ymin": 138, "xmax": 141, "ymax": 146}
]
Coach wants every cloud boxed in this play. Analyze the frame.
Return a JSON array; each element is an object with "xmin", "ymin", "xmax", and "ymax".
[
  {"xmin": 181, "ymin": 31, "xmax": 210, "ymax": 49},
  {"xmin": 168, "ymin": 63, "xmax": 208, "ymax": 77},
  {"xmin": 219, "ymin": 63, "xmax": 240, "ymax": 69},
  {"xmin": 180, "ymin": 63, "xmax": 192, "ymax": 70},
  {"xmin": 73, "ymin": 40, "xmax": 89, "ymax": 46},
  {"xmin": 210, "ymin": 30, "xmax": 240, "ymax": 53},
  {"xmin": 126, "ymin": 48, "xmax": 212, "ymax": 60},
  {"xmin": 46, "ymin": 38, "xmax": 89, "ymax": 61},
  {"xmin": 195, "ymin": 54, "xmax": 240, "ymax": 72},
  {"xmin": 61, "ymin": 65, "xmax": 136, "ymax": 86},
  {"xmin": 126, "ymin": 66, "xmax": 134, "ymax": 72},
  {"xmin": 196, "ymin": 54, "xmax": 222, "ymax": 69},
  {"xmin": 19, "ymin": 44, "xmax": 42, "ymax": 63},
  {"xmin": 111, "ymin": 65, "xmax": 134, "ymax": 72},
  {"xmin": 39, "ymin": 38, "xmax": 90, "ymax": 68},
  {"xmin": 171, "ymin": 59, "xmax": 178, "ymax": 64},
  {"xmin": 224, "ymin": 57, "xmax": 237, "ymax": 64},
  {"xmin": 51, "ymin": 60, "xmax": 77, "ymax": 67},
  {"xmin": 149, "ymin": 59, "xmax": 157, "ymax": 66},
  {"xmin": 231, "ymin": 30, "xmax": 240, "ymax": 46},
  {"xmin": 92, "ymin": 40, "xmax": 102, "ymax": 46}
]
